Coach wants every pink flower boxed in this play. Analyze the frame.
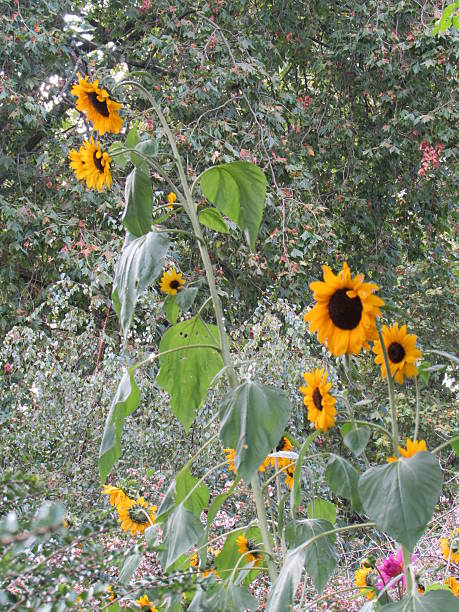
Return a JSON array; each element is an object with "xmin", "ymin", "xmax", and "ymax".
[{"xmin": 377, "ymin": 548, "xmax": 418, "ymax": 589}]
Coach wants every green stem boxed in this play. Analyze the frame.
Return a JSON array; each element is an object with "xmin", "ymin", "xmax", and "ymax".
[
  {"xmin": 341, "ymin": 419, "xmax": 392, "ymax": 439},
  {"xmin": 294, "ymin": 521, "xmax": 376, "ymax": 554},
  {"xmin": 134, "ymin": 343, "xmax": 221, "ymax": 371},
  {"xmin": 182, "ymin": 433, "xmax": 218, "ymax": 472},
  {"xmin": 377, "ymin": 327, "xmax": 399, "ymax": 455},
  {"xmin": 251, "ymin": 476, "xmax": 278, "ymax": 581},
  {"xmin": 432, "ymin": 435, "xmax": 459, "ymax": 454},
  {"xmin": 402, "ymin": 546, "xmax": 414, "ymax": 596},
  {"xmin": 413, "ymin": 376, "xmax": 420, "ymax": 442},
  {"xmin": 180, "ymin": 461, "xmax": 228, "ymax": 508}
]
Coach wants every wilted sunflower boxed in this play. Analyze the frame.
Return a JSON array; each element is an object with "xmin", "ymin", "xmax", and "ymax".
[
  {"xmin": 373, "ymin": 323, "xmax": 422, "ymax": 384},
  {"xmin": 300, "ymin": 368, "xmax": 337, "ymax": 432},
  {"xmin": 117, "ymin": 497, "xmax": 156, "ymax": 536},
  {"xmin": 189, "ymin": 546, "xmax": 220, "ymax": 578},
  {"xmin": 387, "ymin": 437, "xmax": 427, "ymax": 463},
  {"xmin": 160, "ymin": 268, "xmax": 185, "ymax": 295},
  {"xmin": 305, "ymin": 262, "xmax": 384, "ymax": 356},
  {"xmin": 355, "ymin": 566, "xmax": 377, "ymax": 600},
  {"xmin": 270, "ymin": 436, "xmax": 293, "ymax": 468},
  {"xmin": 440, "ymin": 528, "xmax": 459, "ymax": 564},
  {"xmin": 136, "ymin": 594, "xmax": 158, "ymax": 611},
  {"xmin": 284, "ymin": 463, "xmax": 295, "ymax": 490},
  {"xmin": 445, "ymin": 576, "xmax": 459, "ymax": 597},
  {"xmin": 71, "ymin": 74, "xmax": 123, "ymax": 135},
  {"xmin": 224, "ymin": 448, "xmax": 270, "ymax": 474},
  {"xmin": 236, "ymin": 534, "xmax": 263, "ymax": 566},
  {"xmin": 102, "ymin": 484, "xmax": 128, "ymax": 507}
]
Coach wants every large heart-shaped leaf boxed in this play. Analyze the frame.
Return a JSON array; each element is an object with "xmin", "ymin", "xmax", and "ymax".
[
  {"xmin": 358, "ymin": 451, "xmax": 442, "ymax": 551},
  {"xmin": 159, "ymin": 503, "xmax": 204, "ymax": 571},
  {"xmin": 122, "ymin": 166, "xmax": 153, "ymax": 237},
  {"xmin": 341, "ymin": 424, "xmax": 371, "ymax": 457},
  {"xmin": 325, "ymin": 454, "xmax": 362, "ymax": 511},
  {"xmin": 156, "ymin": 317, "xmax": 222, "ymax": 431},
  {"xmin": 112, "ymin": 231, "xmax": 169, "ymax": 339},
  {"xmin": 307, "ymin": 498, "xmax": 337, "ymax": 525},
  {"xmin": 99, "ymin": 368, "xmax": 140, "ymax": 483},
  {"xmin": 219, "ymin": 381, "xmax": 292, "ymax": 482},
  {"xmin": 285, "ymin": 519, "xmax": 338, "ymax": 594},
  {"xmin": 379, "ymin": 589, "xmax": 459, "ymax": 610},
  {"xmin": 266, "ymin": 548, "xmax": 305, "ymax": 611},
  {"xmin": 200, "ymin": 161, "xmax": 266, "ymax": 250}
]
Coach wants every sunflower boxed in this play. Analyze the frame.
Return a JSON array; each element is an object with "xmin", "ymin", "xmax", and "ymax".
[
  {"xmin": 102, "ymin": 484, "xmax": 129, "ymax": 507},
  {"xmin": 284, "ymin": 463, "xmax": 295, "ymax": 490},
  {"xmin": 270, "ymin": 436, "xmax": 293, "ymax": 468},
  {"xmin": 71, "ymin": 74, "xmax": 123, "ymax": 135},
  {"xmin": 300, "ymin": 368, "xmax": 337, "ymax": 432},
  {"xmin": 445, "ymin": 576, "xmax": 459, "ymax": 597},
  {"xmin": 68, "ymin": 145, "xmax": 86, "ymax": 182},
  {"xmin": 387, "ymin": 437, "xmax": 427, "ymax": 463},
  {"xmin": 236, "ymin": 534, "xmax": 263, "ymax": 566},
  {"xmin": 167, "ymin": 192, "xmax": 177, "ymax": 209},
  {"xmin": 373, "ymin": 323, "xmax": 422, "ymax": 384},
  {"xmin": 440, "ymin": 528, "xmax": 459, "ymax": 564},
  {"xmin": 160, "ymin": 268, "xmax": 185, "ymax": 295},
  {"xmin": 224, "ymin": 448, "xmax": 270, "ymax": 475},
  {"xmin": 79, "ymin": 137, "xmax": 112, "ymax": 191},
  {"xmin": 136, "ymin": 595, "xmax": 158, "ymax": 611},
  {"xmin": 117, "ymin": 497, "xmax": 156, "ymax": 536},
  {"xmin": 189, "ymin": 547, "xmax": 220, "ymax": 578},
  {"xmin": 355, "ymin": 566, "xmax": 377, "ymax": 600},
  {"xmin": 305, "ymin": 262, "xmax": 384, "ymax": 356}
]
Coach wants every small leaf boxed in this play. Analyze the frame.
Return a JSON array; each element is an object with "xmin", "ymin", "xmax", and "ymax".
[
  {"xmin": 200, "ymin": 161, "xmax": 266, "ymax": 250},
  {"xmin": 176, "ymin": 466, "xmax": 209, "ymax": 517},
  {"xmin": 159, "ymin": 504, "xmax": 204, "ymax": 570},
  {"xmin": 99, "ymin": 368, "xmax": 140, "ymax": 483},
  {"xmin": 450, "ymin": 435, "xmax": 459, "ymax": 456},
  {"xmin": 219, "ymin": 381, "xmax": 292, "ymax": 482},
  {"xmin": 156, "ymin": 317, "xmax": 223, "ymax": 431},
  {"xmin": 198, "ymin": 207, "xmax": 230, "ymax": 233},
  {"xmin": 125, "ymin": 124, "xmax": 139, "ymax": 149},
  {"xmin": 307, "ymin": 498, "xmax": 337, "ymax": 525},
  {"xmin": 109, "ymin": 142, "xmax": 129, "ymax": 169},
  {"xmin": 341, "ymin": 425, "xmax": 371, "ymax": 457},
  {"xmin": 175, "ymin": 286, "xmax": 199, "ymax": 311},
  {"xmin": 358, "ymin": 451, "xmax": 442, "ymax": 551},
  {"xmin": 122, "ymin": 167, "xmax": 153, "ymax": 237},
  {"xmin": 206, "ymin": 479, "xmax": 238, "ymax": 539},
  {"xmin": 112, "ymin": 231, "xmax": 169, "ymax": 338},
  {"xmin": 118, "ymin": 553, "xmax": 142, "ymax": 585},
  {"xmin": 325, "ymin": 454, "xmax": 362, "ymax": 510},
  {"xmin": 164, "ymin": 295, "xmax": 179, "ymax": 324},
  {"xmin": 131, "ymin": 139, "xmax": 158, "ymax": 166}
]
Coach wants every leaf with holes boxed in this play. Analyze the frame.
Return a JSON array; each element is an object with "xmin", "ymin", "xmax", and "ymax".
[
  {"xmin": 359, "ymin": 451, "xmax": 442, "ymax": 551},
  {"xmin": 156, "ymin": 317, "xmax": 222, "ymax": 431},
  {"xmin": 112, "ymin": 231, "xmax": 169, "ymax": 339},
  {"xmin": 200, "ymin": 161, "xmax": 266, "ymax": 249}
]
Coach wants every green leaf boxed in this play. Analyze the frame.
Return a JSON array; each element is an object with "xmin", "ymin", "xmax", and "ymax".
[
  {"xmin": 122, "ymin": 167, "xmax": 153, "ymax": 237},
  {"xmin": 131, "ymin": 139, "xmax": 158, "ymax": 166},
  {"xmin": 285, "ymin": 519, "xmax": 338, "ymax": 594},
  {"xmin": 214, "ymin": 525, "xmax": 263, "ymax": 584},
  {"xmin": 358, "ymin": 451, "xmax": 442, "ymax": 551},
  {"xmin": 164, "ymin": 295, "xmax": 179, "ymax": 324},
  {"xmin": 307, "ymin": 498, "xmax": 337, "ymax": 525},
  {"xmin": 198, "ymin": 207, "xmax": 230, "ymax": 233},
  {"xmin": 125, "ymin": 123, "xmax": 139, "ymax": 149},
  {"xmin": 200, "ymin": 161, "xmax": 266, "ymax": 250},
  {"xmin": 118, "ymin": 553, "xmax": 142, "ymax": 585},
  {"xmin": 325, "ymin": 454, "xmax": 362, "ymax": 511},
  {"xmin": 159, "ymin": 504, "xmax": 204, "ymax": 570},
  {"xmin": 266, "ymin": 548, "xmax": 304, "ymax": 611},
  {"xmin": 219, "ymin": 381, "xmax": 292, "ymax": 482},
  {"xmin": 379, "ymin": 589, "xmax": 459, "ymax": 610},
  {"xmin": 99, "ymin": 368, "xmax": 140, "ymax": 483},
  {"xmin": 112, "ymin": 231, "xmax": 169, "ymax": 339},
  {"xmin": 175, "ymin": 286, "xmax": 199, "ymax": 311},
  {"xmin": 208, "ymin": 584, "xmax": 258, "ymax": 611},
  {"xmin": 156, "ymin": 317, "xmax": 223, "ymax": 431},
  {"xmin": 341, "ymin": 425, "xmax": 371, "ymax": 457},
  {"xmin": 450, "ymin": 435, "xmax": 459, "ymax": 456},
  {"xmin": 176, "ymin": 466, "xmax": 209, "ymax": 517},
  {"xmin": 206, "ymin": 479, "xmax": 238, "ymax": 539},
  {"xmin": 32, "ymin": 502, "xmax": 65, "ymax": 529},
  {"xmin": 109, "ymin": 142, "xmax": 129, "ymax": 170}
]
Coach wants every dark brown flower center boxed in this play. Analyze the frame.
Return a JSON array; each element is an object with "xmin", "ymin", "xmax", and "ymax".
[
  {"xmin": 169, "ymin": 279, "xmax": 180, "ymax": 289},
  {"xmin": 93, "ymin": 151, "xmax": 105, "ymax": 173},
  {"xmin": 246, "ymin": 539, "xmax": 262, "ymax": 558},
  {"xmin": 128, "ymin": 506, "xmax": 149, "ymax": 524},
  {"xmin": 87, "ymin": 91, "xmax": 110, "ymax": 117},
  {"xmin": 276, "ymin": 437, "xmax": 286, "ymax": 452},
  {"xmin": 388, "ymin": 342, "xmax": 405, "ymax": 363},
  {"xmin": 312, "ymin": 387, "xmax": 323, "ymax": 410},
  {"xmin": 328, "ymin": 288, "xmax": 363, "ymax": 330}
]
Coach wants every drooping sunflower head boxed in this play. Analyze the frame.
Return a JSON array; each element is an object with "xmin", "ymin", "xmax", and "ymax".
[
  {"xmin": 117, "ymin": 496, "xmax": 156, "ymax": 536},
  {"xmin": 102, "ymin": 484, "xmax": 129, "ymax": 507},
  {"xmin": 224, "ymin": 448, "xmax": 270, "ymax": 474},
  {"xmin": 284, "ymin": 463, "xmax": 295, "ymax": 490},
  {"xmin": 270, "ymin": 435, "xmax": 293, "ymax": 468},
  {"xmin": 136, "ymin": 594, "xmax": 158, "ymax": 611},
  {"xmin": 387, "ymin": 437, "xmax": 427, "ymax": 463},
  {"xmin": 71, "ymin": 74, "xmax": 123, "ymax": 135},
  {"xmin": 373, "ymin": 323, "xmax": 422, "ymax": 384},
  {"xmin": 300, "ymin": 368, "xmax": 337, "ymax": 432},
  {"xmin": 236, "ymin": 534, "xmax": 263, "ymax": 566},
  {"xmin": 189, "ymin": 547, "xmax": 220, "ymax": 578},
  {"xmin": 71, "ymin": 137, "xmax": 112, "ymax": 191},
  {"xmin": 160, "ymin": 268, "xmax": 185, "ymax": 295},
  {"xmin": 440, "ymin": 528, "xmax": 459, "ymax": 565},
  {"xmin": 355, "ymin": 566, "xmax": 377, "ymax": 600},
  {"xmin": 445, "ymin": 576, "xmax": 459, "ymax": 597},
  {"xmin": 305, "ymin": 262, "xmax": 384, "ymax": 356}
]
